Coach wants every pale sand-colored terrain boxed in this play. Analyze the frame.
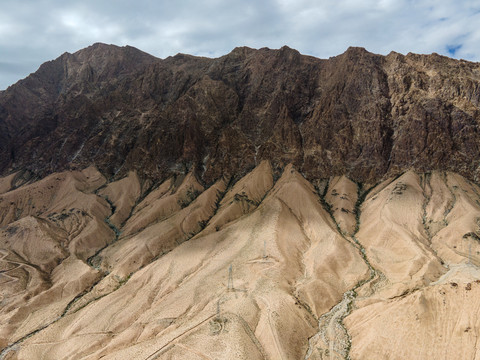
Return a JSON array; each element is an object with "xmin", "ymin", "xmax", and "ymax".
[
  {"xmin": 343, "ymin": 170, "xmax": 480, "ymax": 360},
  {"xmin": 1, "ymin": 165, "xmax": 480, "ymax": 359},
  {"xmin": 0, "ymin": 173, "xmax": 17, "ymax": 195},
  {"xmin": 98, "ymin": 171, "xmax": 141, "ymax": 229},
  {"xmin": 324, "ymin": 176, "xmax": 358, "ymax": 236}
]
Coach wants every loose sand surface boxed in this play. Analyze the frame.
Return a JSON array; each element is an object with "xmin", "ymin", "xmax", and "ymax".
[{"xmin": 1, "ymin": 165, "xmax": 480, "ymax": 359}]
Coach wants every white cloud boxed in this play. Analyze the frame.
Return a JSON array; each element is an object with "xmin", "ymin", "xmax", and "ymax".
[
  {"xmin": 1, "ymin": 0, "xmax": 480, "ymax": 89},
  {"xmin": 56, "ymin": 10, "xmax": 123, "ymax": 42}
]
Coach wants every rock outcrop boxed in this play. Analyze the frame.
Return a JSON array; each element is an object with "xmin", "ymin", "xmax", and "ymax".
[{"xmin": 1, "ymin": 44, "xmax": 479, "ymax": 185}]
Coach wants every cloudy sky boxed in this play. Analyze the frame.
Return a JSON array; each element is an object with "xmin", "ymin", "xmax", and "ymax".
[{"xmin": 1, "ymin": 0, "xmax": 480, "ymax": 90}]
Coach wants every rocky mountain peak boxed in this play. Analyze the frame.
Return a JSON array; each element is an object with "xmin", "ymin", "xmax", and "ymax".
[{"xmin": 0, "ymin": 45, "xmax": 479, "ymax": 185}]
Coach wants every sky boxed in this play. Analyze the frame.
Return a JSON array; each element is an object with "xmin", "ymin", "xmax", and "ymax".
[{"xmin": 1, "ymin": 0, "xmax": 480, "ymax": 90}]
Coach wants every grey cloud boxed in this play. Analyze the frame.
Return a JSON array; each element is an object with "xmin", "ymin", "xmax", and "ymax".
[{"xmin": 1, "ymin": 0, "xmax": 480, "ymax": 90}]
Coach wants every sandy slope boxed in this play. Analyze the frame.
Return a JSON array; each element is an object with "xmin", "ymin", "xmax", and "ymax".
[
  {"xmin": 0, "ymin": 173, "xmax": 17, "ymax": 195},
  {"xmin": 0, "ymin": 167, "xmax": 111, "ymax": 351},
  {"xmin": 121, "ymin": 172, "xmax": 204, "ymax": 237},
  {"xmin": 343, "ymin": 170, "xmax": 480, "ymax": 360},
  {"xmin": 346, "ymin": 276, "xmax": 480, "ymax": 360},
  {"xmin": 202, "ymin": 160, "xmax": 274, "ymax": 235},
  {"xmin": 324, "ymin": 175, "xmax": 358, "ymax": 236},
  {"xmin": 98, "ymin": 171, "xmax": 141, "ymax": 228},
  {"xmin": 1, "ymin": 165, "xmax": 480, "ymax": 359},
  {"xmin": 353, "ymin": 171, "xmax": 447, "ymax": 301}
]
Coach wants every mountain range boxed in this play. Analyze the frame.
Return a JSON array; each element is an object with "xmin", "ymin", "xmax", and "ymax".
[{"xmin": 1, "ymin": 44, "xmax": 480, "ymax": 359}]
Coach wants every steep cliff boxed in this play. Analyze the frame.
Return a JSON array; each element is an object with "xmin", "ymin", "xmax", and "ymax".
[{"xmin": 1, "ymin": 44, "xmax": 479, "ymax": 184}]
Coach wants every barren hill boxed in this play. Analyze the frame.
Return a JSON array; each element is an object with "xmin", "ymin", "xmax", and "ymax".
[{"xmin": 1, "ymin": 45, "xmax": 480, "ymax": 360}]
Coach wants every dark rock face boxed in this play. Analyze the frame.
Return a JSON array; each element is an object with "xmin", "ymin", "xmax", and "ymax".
[{"xmin": 1, "ymin": 43, "xmax": 480, "ymax": 184}]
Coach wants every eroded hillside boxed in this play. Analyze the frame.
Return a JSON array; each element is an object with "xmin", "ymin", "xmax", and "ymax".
[{"xmin": 1, "ymin": 163, "xmax": 480, "ymax": 360}]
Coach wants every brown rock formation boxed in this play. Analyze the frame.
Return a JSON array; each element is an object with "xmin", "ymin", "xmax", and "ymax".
[{"xmin": 1, "ymin": 44, "xmax": 479, "ymax": 185}]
